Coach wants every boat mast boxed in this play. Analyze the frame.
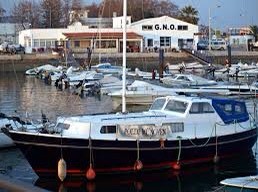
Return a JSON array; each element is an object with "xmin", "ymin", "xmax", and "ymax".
[{"xmin": 122, "ymin": 0, "xmax": 127, "ymax": 113}]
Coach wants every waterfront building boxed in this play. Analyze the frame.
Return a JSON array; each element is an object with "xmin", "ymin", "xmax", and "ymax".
[
  {"xmin": 129, "ymin": 16, "xmax": 198, "ymax": 52},
  {"xmin": 0, "ymin": 16, "xmax": 29, "ymax": 44},
  {"xmin": 18, "ymin": 15, "xmax": 198, "ymax": 54},
  {"xmin": 228, "ymin": 27, "xmax": 255, "ymax": 50}
]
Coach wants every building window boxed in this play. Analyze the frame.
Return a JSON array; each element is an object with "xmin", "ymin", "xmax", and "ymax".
[
  {"xmin": 28, "ymin": 39, "xmax": 31, "ymax": 47},
  {"xmin": 40, "ymin": 40, "xmax": 46, "ymax": 47},
  {"xmin": 96, "ymin": 40, "xmax": 116, "ymax": 48},
  {"xmin": 142, "ymin": 25, "xmax": 153, "ymax": 31},
  {"xmin": 100, "ymin": 125, "xmax": 116, "ymax": 134},
  {"xmin": 160, "ymin": 37, "xmax": 171, "ymax": 47},
  {"xmin": 33, "ymin": 39, "xmax": 39, "ymax": 47},
  {"xmin": 147, "ymin": 39, "xmax": 153, "ymax": 47},
  {"xmin": 178, "ymin": 25, "xmax": 188, "ymax": 31},
  {"xmin": 74, "ymin": 41, "xmax": 80, "ymax": 47}
]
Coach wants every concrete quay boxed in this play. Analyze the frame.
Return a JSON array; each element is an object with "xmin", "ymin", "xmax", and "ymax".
[{"xmin": 0, "ymin": 51, "xmax": 258, "ymax": 72}]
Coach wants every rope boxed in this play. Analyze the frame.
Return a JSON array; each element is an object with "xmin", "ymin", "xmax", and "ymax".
[
  {"xmin": 89, "ymin": 125, "xmax": 94, "ymax": 166},
  {"xmin": 211, "ymin": 185, "xmax": 225, "ymax": 192},
  {"xmin": 215, "ymin": 124, "xmax": 218, "ymax": 159},
  {"xmin": 137, "ymin": 138, "xmax": 140, "ymax": 160},
  {"xmin": 177, "ymin": 136, "xmax": 182, "ymax": 163},
  {"xmin": 60, "ymin": 129, "xmax": 63, "ymax": 159},
  {"xmin": 187, "ymin": 123, "xmax": 216, "ymax": 147}
]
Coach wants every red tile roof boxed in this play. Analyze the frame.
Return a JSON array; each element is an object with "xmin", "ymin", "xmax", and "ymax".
[{"xmin": 63, "ymin": 32, "xmax": 142, "ymax": 39}]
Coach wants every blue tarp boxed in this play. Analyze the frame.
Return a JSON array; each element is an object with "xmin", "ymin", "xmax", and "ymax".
[{"xmin": 212, "ymin": 98, "xmax": 249, "ymax": 124}]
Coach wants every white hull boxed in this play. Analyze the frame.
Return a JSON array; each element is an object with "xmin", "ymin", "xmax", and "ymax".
[{"xmin": 0, "ymin": 132, "xmax": 15, "ymax": 148}]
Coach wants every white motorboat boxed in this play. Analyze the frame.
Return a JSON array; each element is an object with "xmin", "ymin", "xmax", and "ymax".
[
  {"xmin": 109, "ymin": 80, "xmax": 229, "ymax": 109},
  {"xmin": 200, "ymin": 82, "xmax": 258, "ymax": 96},
  {"xmin": 215, "ymin": 61, "xmax": 258, "ymax": 78},
  {"xmin": 64, "ymin": 70, "xmax": 104, "ymax": 86},
  {"xmin": 127, "ymin": 68, "xmax": 171, "ymax": 80},
  {"xmin": 220, "ymin": 175, "xmax": 258, "ymax": 191},
  {"xmin": 168, "ymin": 62, "xmax": 204, "ymax": 74},
  {"xmin": 25, "ymin": 64, "xmax": 62, "ymax": 76},
  {"xmin": 161, "ymin": 74, "xmax": 217, "ymax": 87},
  {"xmin": 0, "ymin": 112, "xmax": 48, "ymax": 148},
  {"xmin": 91, "ymin": 62, "xmax": 128, "ymax": 75},
  {"xmin": 2, "ymin": 0, "xmax": 257, "ymax": 182},
  {"xmin": 2, "ymin": 95, "xmax": 257, "ymax": 179}
]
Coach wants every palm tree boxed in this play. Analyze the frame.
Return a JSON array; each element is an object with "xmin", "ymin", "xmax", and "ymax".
[
  {"xmin": 178, "ymin": 5, "xmax": 199, "ymax": 25},
  {"xmin": 250, "ymin": 25, "xmax": 258, "ymax": 41},
  {"xmin": 0, "ymin": 7, "xmax": 6, "ymax": 17}
]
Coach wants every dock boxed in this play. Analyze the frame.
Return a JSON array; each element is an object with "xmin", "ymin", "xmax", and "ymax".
[{"xmin": 0, "ymin": 174, "xmax": 49, "ymax": 192}]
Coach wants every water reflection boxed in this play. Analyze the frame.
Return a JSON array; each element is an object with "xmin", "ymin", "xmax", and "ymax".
[
  {"xmin": 1, "ymin": 72, "xmax": 258, "ymax": 191},
  {"xmin": 34, "ymin": 152, "xmax": 257, "ymax": 192},
  {"xmin": 0, "ymin": 72, "xmax": 113, "ymax": 122}
]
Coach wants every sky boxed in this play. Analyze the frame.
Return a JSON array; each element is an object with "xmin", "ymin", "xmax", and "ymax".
[{"xmin": 1, "ymin": 0, "xmax": 257, "ymax": 30}]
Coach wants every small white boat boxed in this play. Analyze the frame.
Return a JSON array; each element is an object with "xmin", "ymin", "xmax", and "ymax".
[
  {"xmin": 91, "ymin": 62, "xmax": 128, "ymax": 74},
  {"xmin": 109, "ymin": 80, "xmax": 229, "ymax": 109},
  {"xmin": 220, "ymin": 175, "xmax": 258, "ymax": 191},
  {"xmin": 215, "ymin": 61, "xmax": 258, "ymax": 78},
  {"xmin": 168, "ymin": 62, "xmax": 204, "ymax": 74},
  {"xmin": 200, "ymin": 82, "xmax": 258, "ymax": 96},
  {"xmin": 64, "ymin": 70, "xmax": 104, "ymax": 86},
  {"xmin": 25, "ymin": 64, "xmax": 61, "ymax": 75},
  {"xmin": 0, "ymin": 112, "xmax": 48, "ymax": 148},
  {"xmin": 161, "ymin": 74, "xmax": 217, "ymax": 87},
  {"xmin": 127, "ymin": 68, "xmax": 171, "ymax": 80}
]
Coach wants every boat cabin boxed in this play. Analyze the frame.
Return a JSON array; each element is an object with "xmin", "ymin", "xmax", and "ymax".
[{"xmin": 52, "ymin": 96, "xmax": 250, "ymax": 140}]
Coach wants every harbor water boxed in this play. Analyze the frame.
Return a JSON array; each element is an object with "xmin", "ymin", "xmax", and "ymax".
[{"xmin": 0, "ymin": 71, "xmax": 258, "ymax": 192}]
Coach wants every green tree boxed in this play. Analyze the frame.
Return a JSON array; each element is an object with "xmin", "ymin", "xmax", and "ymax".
[
  {"xmin": 12, "ymin": 0, "xmax": 41, "ymax": 29},
  {"xmin": 250, "ymin": 25, "xmax": 258, "ymax": 41},
  {"xmin": 178, "ymin": 5, "xmax": 199, "ymax": 25},
  {"xmin": 0, "ymin": 3, "xmax": 6, "ymax": 17},
  {"xmin": 96, "ymin": 0, "xmax": 179, "ymax": 22},
  {"xmin": 41, "ymin": 0, "xmax": 63, "ymax": 28}
]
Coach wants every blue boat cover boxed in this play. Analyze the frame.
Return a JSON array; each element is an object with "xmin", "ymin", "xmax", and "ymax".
[{"xmin": 212, "ymin": 98, "xmax": 249, "ymax": 124}]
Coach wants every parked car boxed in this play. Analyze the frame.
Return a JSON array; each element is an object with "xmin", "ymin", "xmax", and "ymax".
[
  {"xmin": 197, "ymin": 40, "xmax": 209, "ymax": 50},
  {"xmin": 10, "ymin": 44, "xmax": 25, "ymax": 54},
  {"xmin": 0, "ymin": 42, "xmax": 25, "ymax": 54},
  {"xmin": 210, "ymin": 39, "xmax": 227, "ymax": 51}
]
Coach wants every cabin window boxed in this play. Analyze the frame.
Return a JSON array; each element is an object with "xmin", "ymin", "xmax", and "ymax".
[
  {"xmin": 150, "ymin": 98, "xmax": 166, "ymax": 110},
  {"xmin": 190, "ymin": 102, "xmax": 214, "ymax": 114},
  {"xmin": 217, "ymin": 104, "xmax": 233, "ymax": 115},
  {"xmin": 165, "ymin": 100, "xmax": 188, "ymax": 113},
  {"xmin": 100, "ymin": 125, "xmax": 116, "ymax": 134},
  {"xmin": 171, "ymin": 123, "xmax": 184, "ymax": 133},
  {"xmin": 56, "ymin": 123, "xmax": 70, "ymax": 130},
  {"xmin": 235, "ymin": 104, "xmax": 245, "ymax": 114}
]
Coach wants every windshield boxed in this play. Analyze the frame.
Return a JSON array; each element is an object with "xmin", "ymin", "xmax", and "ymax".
[
  {"xmin": 150, "ymin": 98, "xmax": 166, "ymax": 110},
  {"xmin": 164, "ymin": 100, "xmax": 188, "ymax": 113}
]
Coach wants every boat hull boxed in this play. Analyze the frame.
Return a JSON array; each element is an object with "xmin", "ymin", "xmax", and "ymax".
[{"xmin": 6, "ymin": 128, "xmax": 257, "ymax": 177}]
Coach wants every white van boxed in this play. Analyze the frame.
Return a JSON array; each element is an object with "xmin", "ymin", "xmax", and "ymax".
[{"xmin": 210, "ymin": 39, "xmax": 227, "ymax": 51}]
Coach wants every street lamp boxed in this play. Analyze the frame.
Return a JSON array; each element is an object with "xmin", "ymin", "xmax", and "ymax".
[{"xmin": 208, "ymin": 5, "xmax": 221, "ymax": 51}]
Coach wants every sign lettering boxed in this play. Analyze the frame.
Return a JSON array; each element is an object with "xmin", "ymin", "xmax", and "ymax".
[{"xmin": 154, "ymin": 24, "xmax": 176, "ymax": 31}]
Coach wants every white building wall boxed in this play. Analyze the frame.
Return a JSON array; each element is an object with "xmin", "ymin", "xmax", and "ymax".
[
  {"xmin": 19, "ymin": 23, "xmax": 90, "ymax": 53},
  {"xmin": 112, "ymin": 16, "xmax": 131, "ymax": 29},
  {"xmin": 129, "ymin": 16, "xmax": 198, "ymax": 51}
]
